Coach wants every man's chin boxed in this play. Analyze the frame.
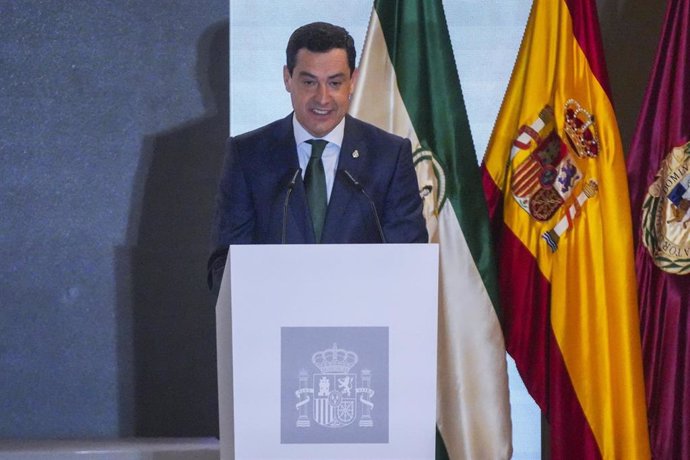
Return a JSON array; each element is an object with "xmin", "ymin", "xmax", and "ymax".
[{"xmin": 304, "ymin": 120, "xmax": 338, "ymax": 138}]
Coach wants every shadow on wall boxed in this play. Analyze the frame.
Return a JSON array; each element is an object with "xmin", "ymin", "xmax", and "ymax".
[{"xmin": 116, "ymin": 20, "xmax": 228, "ymax": 437}]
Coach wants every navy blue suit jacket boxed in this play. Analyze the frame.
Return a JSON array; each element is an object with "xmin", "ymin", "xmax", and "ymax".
[{"xmin": 208, "ymin": 114, "xmax": 427, "ymax": 286}]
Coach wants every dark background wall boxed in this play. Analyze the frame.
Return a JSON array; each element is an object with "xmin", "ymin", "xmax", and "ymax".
[
  {"xmin": 597, "ymin": 0, "xmax": 667, "ymax": 149},
  {"xmin": 1, "ymin": 0, "xmax": 227, "ymax": 438},
  {"xmin": 0, "ymin": 0, "xmax": 666, "ymax": 441}
]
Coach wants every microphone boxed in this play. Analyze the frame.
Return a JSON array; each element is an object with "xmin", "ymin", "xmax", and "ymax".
[
  {"xmin": 282, "ymin": 168, "xmax": 302, "ymax": 244},
  {"xmin": 340, "ymin": 169, "xmax": 386, "ymax": 243}
]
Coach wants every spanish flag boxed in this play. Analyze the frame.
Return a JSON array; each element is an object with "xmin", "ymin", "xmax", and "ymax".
[
  {"xmin": 482, "ymin": 0, "xmax": 650, "ymax": 458},
  {"xmin": 350, "ymin": 0, "xmax": 511, "ymax": 458},
  {"xmin": 627, "ymin": 0, "xmax": 690, "ymax": 457}
]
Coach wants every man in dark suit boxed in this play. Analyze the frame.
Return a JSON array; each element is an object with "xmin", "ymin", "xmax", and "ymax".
[{"xmin": 208, "ymin": 22, "xmax": 427, "ymax": 288}]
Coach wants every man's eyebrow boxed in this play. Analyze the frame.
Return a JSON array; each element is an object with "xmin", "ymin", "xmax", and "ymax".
[
  {"xmin": 297, "ymin": 71, "xmax": 346, "ymax": 80},
  {"xmin": 297, "ymin": 71, "xmax": 317, "ymax": 79}
]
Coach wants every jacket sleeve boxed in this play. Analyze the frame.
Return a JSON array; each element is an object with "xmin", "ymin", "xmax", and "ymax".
[
  {"xmin": 381, "ymin": 137, "xmax": 428, "ymax": 243},
  {"xmin": 207, "ymin": 137, "xmax": 255, "ymax": 289}
]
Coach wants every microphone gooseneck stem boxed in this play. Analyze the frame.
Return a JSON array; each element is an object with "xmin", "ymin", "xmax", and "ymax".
[
  {"xmin": 282, "ymin": 168, "xmax": 301, "ymax": 244},
  {"xmin": 342, "ymin": 170, "xmax": 386, "ymax": 244}
]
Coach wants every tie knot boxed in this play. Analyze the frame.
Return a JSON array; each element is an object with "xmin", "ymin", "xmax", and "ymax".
[{"xmin": 307, "ymin": 139, "xmax": 328, "ymax": 159}]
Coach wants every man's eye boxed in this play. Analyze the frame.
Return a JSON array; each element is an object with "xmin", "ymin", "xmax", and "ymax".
[
  {"xmin": 330, "ymin": 81, "xmax": 343, "ymax": 88},
  {"xmin": 303, "ymin": 80, "xmax": 316, "ymax": 87}
]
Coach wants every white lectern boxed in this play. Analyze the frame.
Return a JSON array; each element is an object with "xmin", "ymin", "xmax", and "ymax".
[{"xmin": 216, "ymin": 244, "xmax": 438, "ymax": 460}]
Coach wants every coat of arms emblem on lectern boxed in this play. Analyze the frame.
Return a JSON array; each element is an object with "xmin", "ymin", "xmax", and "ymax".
[{"xmin": 295, "ymin": 343, "xmax": 375, "ymax": 429}]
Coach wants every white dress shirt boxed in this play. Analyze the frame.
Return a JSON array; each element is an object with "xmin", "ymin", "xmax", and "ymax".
[{"xmin": 292, "ymin": 115, "xmax": 345, "ymax": 202}]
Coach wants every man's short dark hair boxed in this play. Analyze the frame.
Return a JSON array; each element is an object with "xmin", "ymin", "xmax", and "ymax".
[{"xmin": 286, "ymin": 22, "xmax": 356, "ymax": 76}]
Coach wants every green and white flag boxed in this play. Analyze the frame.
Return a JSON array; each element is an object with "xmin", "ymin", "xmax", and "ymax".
[{"xmin": 349, "ymin": 1, "xmax": 512, "ymax": 458}]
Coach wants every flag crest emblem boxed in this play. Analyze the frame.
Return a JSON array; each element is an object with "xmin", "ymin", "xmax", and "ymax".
[
  {"xmin": 413, "ymin": 148, "xmax": 446, "ymax": 238},
  {"xmin": 641, "ymin": 141, "xmax": 690, "ymax": 274},
  {"xmin": 508, "ymin": 101, "xmax": 600, "ymax": 251}
]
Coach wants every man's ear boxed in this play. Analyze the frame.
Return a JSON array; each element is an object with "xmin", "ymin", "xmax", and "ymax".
[{"xmin": 283, "ymin": 65, "xmax": 291, "ymax": 92}]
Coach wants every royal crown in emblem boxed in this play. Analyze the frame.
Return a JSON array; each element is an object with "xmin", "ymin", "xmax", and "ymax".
[
  {"xmin": 312, "ymin": 344, "xmax": 358, "ymax": 374},
  {"xmin": 563, "ymin": 99, "xmax": 600, "ymax": 158}
]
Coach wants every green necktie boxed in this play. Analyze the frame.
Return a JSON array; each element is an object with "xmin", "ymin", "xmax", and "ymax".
[{"xmin": 305, "ymin": 139, "xmax": 328, "ymax": 242}]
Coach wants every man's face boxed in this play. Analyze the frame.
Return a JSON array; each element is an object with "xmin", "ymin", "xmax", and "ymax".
[{"xmin": 284, "ymin": 48, "xmax": 358, "ymax": 138}]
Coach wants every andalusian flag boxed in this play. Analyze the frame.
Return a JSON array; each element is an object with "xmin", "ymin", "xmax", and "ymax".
[
  {"xmin": 627, "ymin": 0, "xmax": 690, "ymax": 457},
  {"xmin": 482, "ymin": 0, "xmax": 650, "ymax": 458},
  {"xmin": 350, "ymin": 1, "xmax": 512, "ymax": 458}
]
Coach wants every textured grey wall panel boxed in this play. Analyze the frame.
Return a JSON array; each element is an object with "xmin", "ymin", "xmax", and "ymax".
[{"xmin": 0, "ymin": 0, "xmax": 228, "ymax": 438}]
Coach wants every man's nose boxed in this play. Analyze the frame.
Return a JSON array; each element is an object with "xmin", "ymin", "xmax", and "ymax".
[{"xmin": 315, "ymin": 84, "xmax": 329, "ymax": 103}]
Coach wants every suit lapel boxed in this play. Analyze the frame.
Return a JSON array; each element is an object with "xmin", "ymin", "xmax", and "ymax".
[
  {"xmin": 322, "ymin": 116, "xmax": 365, "ymax": 243},
  {"xmin": 271, "ymin": 114, "xmax": 314, "ymax": 243}
]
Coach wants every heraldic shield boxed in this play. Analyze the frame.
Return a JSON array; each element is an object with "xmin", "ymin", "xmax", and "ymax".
[
  {"xmin": 313, "ymin": 373, "xmax": 357, "ymax": 428},
  {"xmin": 294, "ymin": 343, "xmax": 376, "ymax": 430}
]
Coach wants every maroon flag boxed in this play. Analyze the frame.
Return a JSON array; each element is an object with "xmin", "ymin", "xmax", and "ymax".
[{"xmin": 627, "ymin": 0, "xmax": 690, "ymax": 458}]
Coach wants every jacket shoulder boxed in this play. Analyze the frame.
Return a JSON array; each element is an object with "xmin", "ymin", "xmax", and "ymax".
[
  {"xmin": 231, "ymin": 114, "xmax": 292, "ymax": 147},
  {"xmin": 345, "ymin": 115, "xmax": 409, "ymax": 147}
]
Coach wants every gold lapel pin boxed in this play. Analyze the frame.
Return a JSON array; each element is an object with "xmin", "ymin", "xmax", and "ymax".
[{"xmin": 352, "ymin": 150, "xmax": 360, "ymax": 158}]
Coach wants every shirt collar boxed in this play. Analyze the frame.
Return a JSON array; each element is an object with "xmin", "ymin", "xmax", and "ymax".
[{"xmin": 292, "ymin": 114, "xmax": 346, "ymax": 148}]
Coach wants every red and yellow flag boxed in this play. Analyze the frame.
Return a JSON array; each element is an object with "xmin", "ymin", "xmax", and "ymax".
[{"xmin": 482, "ymin": 0, "xmax": 650, "ymax": 458}]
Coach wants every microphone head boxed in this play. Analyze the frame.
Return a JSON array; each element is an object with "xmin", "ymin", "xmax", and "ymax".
[
  {"xmin": 288, "ymin": 168, "xmax": 302, "ymax": 188},
  {"xmin": 342, "ymin": 169, "xmax": 362, "ymax": 189},
  {"xmin": 341, "ymin": 169, "xmax": 386, "ymax": 243}
]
